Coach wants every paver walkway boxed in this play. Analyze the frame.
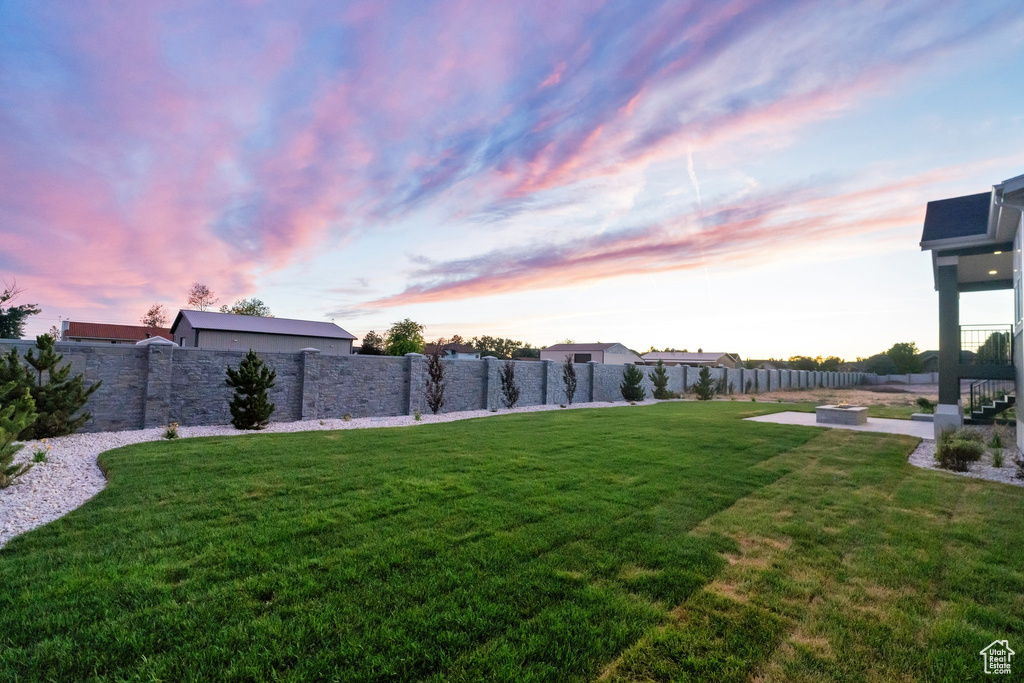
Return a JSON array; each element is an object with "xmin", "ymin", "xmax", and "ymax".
[{"xmin": 745, "ymin": 411, "xmax": 934, "ymax": 440}]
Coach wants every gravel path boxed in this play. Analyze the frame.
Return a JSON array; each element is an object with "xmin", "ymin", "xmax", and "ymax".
[{"xmin": 0, "ymin": 399, "xmax": 660, "ymax": 548}]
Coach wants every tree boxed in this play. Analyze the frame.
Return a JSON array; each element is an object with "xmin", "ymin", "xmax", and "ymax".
[
  {"xmin": 817, "ymin": 356, "xmax": 842, "ymax": 372},
  {"xmin": 620, "ymin": 364, "xmax": 646, "ymax": 402},
  {"xmin": 47, "ymin": 325, "xmax": 61, "ymax": 341},
  {"xmin": 864, "ymin": 352, "xmax": 897, "ymax": 375},
  {"xmin": 974, "ymin": 333, "xmax": 1010, "ymax": 366},
  {"xmin": 187, "ymin": 282, "xmax": 219, "ymax": 311},
  {"xmin": 886, "ymin": 342, "xmax": 922, "ymax": 374},
  {"xmin": 787, "ymin": 356, "xmax": 818, "ymax": 371},
  {"xmin": 512, "ymin": 346, "xmax": 540, "ymax": 359},
  {"xmin": 0, "ymin": 281, "xmax": 41, "ymax": 339},
  {"xmin": 561, "ymin": 355, "xmax": 578, "ymax": 405},
  {"xmin": 385, "ymin": 318, "xmax": 425, "ymax": 356},
  {"xmin": 0, "ymin": 335, "xmax": 102, "ymax": 439},
  {"xmin": 0, "ymin": 381, "xmax": 38, "ymax": 488},
  {"xmin": 424, "ymin": 346, "xmax": 446, "ymax": 414},
  {"xmin": 359, "ymin": 331, "xmax": 385, "ymax": 355},
  {"xmin": 649, "ymin": 360, "xmax": 671, "ymax": 399},
  {"xmin": 141, "ymin": 304, "xmax": 168, "ymax": 328},
  {"xmin": 225, "ymin": 350, "xmax": 276, "ymax": 430},
  {"xmin": 692, "ymin": 366, "xmax": 716, "ymax": 401},
  {"xmin": 471, "ymin": 335, "xmax": 524, "ymax": 359},
  {"xmin": 500, "ymin": 360, "xmax": 520, "ymax": 408},
  {"xmin": 220, "ymin": 298, "xmax": 273, "ymax": 317}
]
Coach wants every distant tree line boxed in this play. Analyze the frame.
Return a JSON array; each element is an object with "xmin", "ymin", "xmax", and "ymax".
[{"xmin": 358, "ymin": 322, "xmax": 539, "ymax": 359}]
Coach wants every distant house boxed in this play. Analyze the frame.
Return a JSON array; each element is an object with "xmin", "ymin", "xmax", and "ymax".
[
  {"xmin": 62, "ymin": 321, "xmax": 173, "ymax": 345},
  {"xmin": 639, "ymin": 351, "xmax": 740, "ymax": 368},
  {"xmin": 423, "ymin": 342, "xmax": 481, "ymax": 360},
  {"xmin": 540, "ymin": 343, "xmax": 643, "ymax": 365},
  {"xmin": 917, "ymin": 350, "xmax": 939, "ymax": 373},
  {"xmin": 170, "ymin": 310, "xmax": 356, "ymax": 356}
]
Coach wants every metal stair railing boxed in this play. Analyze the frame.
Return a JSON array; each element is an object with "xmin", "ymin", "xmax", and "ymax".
[{"xmin": 968, "ymin": 378, "xmax": 1016, "ymax": 417}]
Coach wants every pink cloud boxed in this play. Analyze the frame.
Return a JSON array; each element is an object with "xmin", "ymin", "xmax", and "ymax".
[{"xmin": 360, "ymin": 161, "xmax": 1018, "ymax": 309}]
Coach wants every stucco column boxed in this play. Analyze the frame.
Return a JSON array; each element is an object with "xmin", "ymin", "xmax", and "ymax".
[{"xmin": 935, "ymin": 259, "xmax": 963, "ymax": 436}]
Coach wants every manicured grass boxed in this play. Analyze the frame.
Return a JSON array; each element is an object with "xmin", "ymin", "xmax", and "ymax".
[{"xmin": 1, "ymin": 403, "xmax": 1023, "ymax": 681}]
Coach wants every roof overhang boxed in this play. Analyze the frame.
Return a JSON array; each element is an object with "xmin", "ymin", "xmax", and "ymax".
[{"xmin": 922, "ymin": 174, "xmax": 1023, "ymax": 291}]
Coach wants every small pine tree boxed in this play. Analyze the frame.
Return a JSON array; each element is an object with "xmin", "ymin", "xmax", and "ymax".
[
  {"xmin": 0, "ymin": 335, "xmax": 102, "ymax": 439},
  {"xmin": 0, "ymin": 382, "xmax": 38, "ymax": 488},
  {"xmin": 425, "ymin": 348, "xmax": 446, "ymax": 414},
  {"xmin": 225, "ymin": 350, "xmax": 276, "ymax": 430},
  {"xmin": 621, "ymin": 364, "xmax": 646, "ymax": 401},
  {"xmin": 562, "ymin": 355, "xmax": 577, "ymax": 405},
  {"xmin": 693, "ymin": 366, "xmax": 716, "ymax": 401},
  {"xmin": 649, "ymin": 360, "xmax": 670, "ymax": 399},
  {"xmin": 500, "ymin": 360, "xmax": 520, "ymax": 409}
]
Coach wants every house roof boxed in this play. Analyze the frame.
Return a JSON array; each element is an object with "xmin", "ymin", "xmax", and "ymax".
[
  {"xmin": 171, "ymin": 310, "xmax": 355, "ymax": 339},
  {"xmin": 424, "ymin": 342, "xmax": 478, "ymax": 354},
  {"xmin": 65, "ymin": 322, "xmax": 173, "ymax": 342},
  {"xmin": 920, "ymin": 192, "xmax": 991, "ymax": 244},
  {"xmin": 642, "ymin": 352, "xmax": 732, "ymax": 362},
  {"xmin": 543, "ymin": 343, "xmax": 619, "ymax": 352}
]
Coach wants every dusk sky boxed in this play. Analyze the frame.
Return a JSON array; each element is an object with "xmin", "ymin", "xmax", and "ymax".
[{"xmin": 3, "ymin": 0, "xmax": 1024, "ymax": 359}]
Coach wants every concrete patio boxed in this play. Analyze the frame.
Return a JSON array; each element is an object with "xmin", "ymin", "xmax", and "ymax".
[{"xmin": 745, "ymin": 411, "xmax": 935, "ymax": 440}]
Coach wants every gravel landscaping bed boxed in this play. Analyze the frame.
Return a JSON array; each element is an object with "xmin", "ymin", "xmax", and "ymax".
[
  {"xmin": 0, "ymin": 399, "xmax": 660, "ymax": 548},
  {"xmin": 907, "ymin": 424, "xmax": 1024, "ymax": 487}
]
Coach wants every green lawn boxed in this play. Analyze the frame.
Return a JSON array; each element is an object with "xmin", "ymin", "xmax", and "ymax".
[{"xmin": 2, "ymin": 403, "xmax": 1023, "ymax": 681}]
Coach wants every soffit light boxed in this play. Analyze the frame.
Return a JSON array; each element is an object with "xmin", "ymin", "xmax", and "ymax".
[
  {"xmin": 989, "ymin": 270, "xmax": 998, "ymax": 275},
  {"xmin": 994, "ymin": 250, "xmax": 1003, "ymax": 254}
]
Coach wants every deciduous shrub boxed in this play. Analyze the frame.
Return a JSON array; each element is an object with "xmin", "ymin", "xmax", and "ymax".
[
  {"xmin": 500, "ymin": 361, "xmax": 520, "ymax": 409},
  {"xmin": 0, "ymin": 335, "xmax": 101, "ymax": 439},
  {"xmin": 225, "ymin": 350, "xmax": 276, "ymax": 430},
  {"xmin": 621, "ymin": 364, "xmax": 646, "ymax": 402},
  {"xmin": 0, "ymin": 382, "xmax": 37, "ymax": 488},
  {"xmin": 915, "ymin": 397, "xmax": 935, "ymax": 414},
  {"xmin": 935, "ymin": 428, "xmax": 984, "ymax": 472},
  {"xmin": 649, "ymin": 361, "xmax": 671, "ymax": 399}
]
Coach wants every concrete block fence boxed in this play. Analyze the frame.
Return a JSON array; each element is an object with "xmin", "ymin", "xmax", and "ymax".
[{"xmin": 0, "ymin": 340, "xmax": 872, "ymax": 433}]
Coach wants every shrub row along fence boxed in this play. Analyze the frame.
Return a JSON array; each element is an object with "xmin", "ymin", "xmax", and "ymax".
[{"xmin": 0, "ymin": 341, "xmax": 872, "ymax": 433}]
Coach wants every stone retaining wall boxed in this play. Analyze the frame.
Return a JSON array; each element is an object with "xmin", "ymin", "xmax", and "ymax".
[{"xmin": 0, "ymin": 340, "xmax": 872, "ymax": 432}]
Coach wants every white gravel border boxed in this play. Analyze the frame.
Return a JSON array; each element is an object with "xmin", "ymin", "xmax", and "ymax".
[
  {"xmin": 0, "ymin": 399, "xmax": 661, "ymax": 548},
  {"xmin": 907, "ymin": 439, "xmax": 1024, "ymax": 487}
]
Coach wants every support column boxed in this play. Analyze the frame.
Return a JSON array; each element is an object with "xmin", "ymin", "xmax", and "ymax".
[
  {"xmin": 299, "ymin": 348, "xmax": 321, "ymax": 421},
  {"xmin": 935, "ymin": 259, "xmax": 963, "ymax": 436},
  {"xmin": 541, "ymin": 358, "xmax": 555, "ymax": 404},
  {"xmin": 406, "ymin": 353, "xmax": 423, "ymax": 415},
  {"xmin": 142, "ymin": 344, "xmax": 172, "ymax": 428},
  {"xmin": 484, "ymin": 356, "xmax": 500, "ymax": 411}
]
